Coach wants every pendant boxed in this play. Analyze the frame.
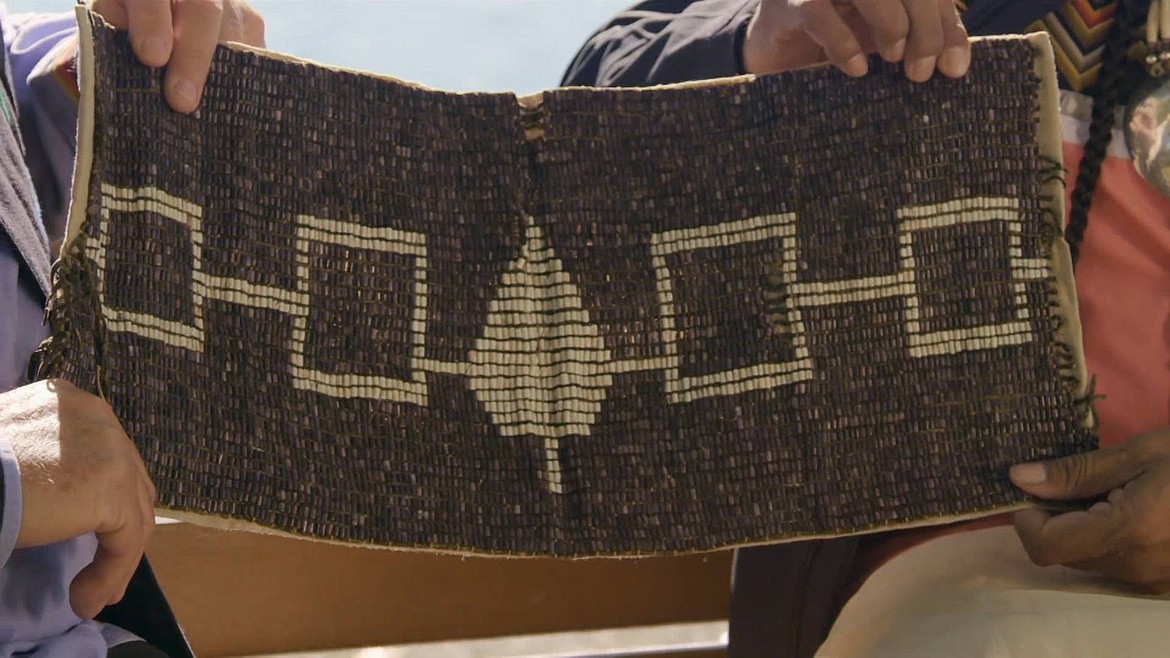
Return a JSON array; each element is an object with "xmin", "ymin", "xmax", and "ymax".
[
  {"xmin": 1123, "ymin": 76, "xmax": 1170, "ymax": 197},
  {"xmin": 1123, "ymin": 0, "xmax": 1170, "ymax": 196}
]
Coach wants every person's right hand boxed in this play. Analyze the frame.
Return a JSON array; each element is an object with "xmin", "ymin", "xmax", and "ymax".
[
  {"xmin": 88, "ymin": 0, "xmax": 267, "ymax": 113},
  {"xmin": 4, "ymin": 379, "xmax": 157, "ymax": 620},
  {"xmin": 742, "ymin": 0, "xmax": 970, "ymax": 82}
]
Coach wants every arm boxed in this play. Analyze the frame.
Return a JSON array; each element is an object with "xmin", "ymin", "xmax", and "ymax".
[{"xmin": 561, "ymin": 0, "xmax": 756, "ymax": 88}]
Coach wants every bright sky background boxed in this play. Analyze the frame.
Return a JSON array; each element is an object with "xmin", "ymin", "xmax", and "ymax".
[{"xmin": 6, "ymin": 0, "xmax": 633, "ymax": 93}]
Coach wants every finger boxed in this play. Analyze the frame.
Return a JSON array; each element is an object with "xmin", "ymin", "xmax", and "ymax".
[
  {"xmin": 935, "ymin": 0, "xmax": 970, "ymax": 78},
  {"xmin": 799, "ymin": 1, "xmax": 869, "ymax": 77},
  {"xmin": 123, "ymin": 0, "xmax": 175, "ymax": 68},
  {"xmin": 901, "ymin": 0, "xmax": 945, "ymax": 82},
  {"xmin": 69, "ymin": 514, "xmax": 145, "ymax": 618},
  {"xmin": 852, "ymin": 0, "xmax": 910, "ymax": 62},
  {"xmin": 1070, "ymin": 546, "xmax": 1170, "ymax": 593},
  {"xmin": 219, "ymin": 1, "xmax": 266, "ymax": 47},
  {"xmin": 241, "ymin": 6, "xmax": 266, "ymax": 48},
  {"xmin": 165, "ymin": 0, "xmax": 227, "ymax": 114},
  {"xmin": 88, "ymin": 0, "xmax": 130, "ymax": 27},
  {"xmin": 1011, "ymin": 443, "xmax": 1152, "ymax": 501},
  {"xmin": 1014, "ymin": 504, "xmax": 1123, "ymax": 567}
]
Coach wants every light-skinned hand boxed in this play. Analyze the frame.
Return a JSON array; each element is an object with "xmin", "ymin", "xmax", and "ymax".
[
  {"xmin": 88, "ymin": 0, "xmax": 266, "ymax": 113},
  {"xmin": 6, "ymin": 379, "xmax": 157, "ymax": 619}
]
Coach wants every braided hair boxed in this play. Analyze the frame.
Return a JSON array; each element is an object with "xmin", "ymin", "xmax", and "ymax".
[{"xmin": 1065, "ymin": 0, "xmax": 1149, "ymax": 264}]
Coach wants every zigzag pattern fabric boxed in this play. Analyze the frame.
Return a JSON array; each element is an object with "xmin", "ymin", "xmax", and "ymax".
[
  {"xmin": 1034, "ymin": 0, "xmax": 1120, "ymax": 91},
  {"xmin": 960, "ymin": 0, "xmax": 1121, "ymax": 92}
]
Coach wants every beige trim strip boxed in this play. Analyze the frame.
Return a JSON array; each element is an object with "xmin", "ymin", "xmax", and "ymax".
[
  {"xmin": 65, "ymin": 6, "xmax": 98, "ymax": 251},
  {"xmin": 1029, "ymin": 32, "xmax": 1094, "ymax": 427}
]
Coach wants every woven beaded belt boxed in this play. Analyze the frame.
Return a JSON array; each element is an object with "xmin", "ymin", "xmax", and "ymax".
[{"xmin": 40, "ymin": 13, "xmax": 1095, "ymax": 557}]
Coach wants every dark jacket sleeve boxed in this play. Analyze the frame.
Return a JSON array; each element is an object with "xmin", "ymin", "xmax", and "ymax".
[{"xmin": 561, "ymin": 0, "xmax": 757, "ymax": 88}]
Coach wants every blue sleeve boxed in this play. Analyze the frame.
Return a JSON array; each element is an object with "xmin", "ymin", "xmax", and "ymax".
[
  {"xmin": 0, "ymin": 435, "xmax": 20, "ymax": 567},
  {"xmin": 3, "ymin": 11, "xmax": 80, "ymax": 254},
  {"xmin": 561, "ymin": 0, "xmax": 757, "ymax": 88},
  {"xmin": 0, "ymin": 10, "xmax": 80, "ymax": 569}
]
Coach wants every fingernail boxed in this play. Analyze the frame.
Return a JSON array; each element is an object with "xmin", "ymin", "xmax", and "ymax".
[
  {"xmin": 883, "ymin": 39, "xmax": 906, "ymax": 62},
  {"xmin": 170, "ymin": 79, "xmax": 199, "ymax": 109},
  {"xmin": 138, "ymin": 36, "xmax": 168, "ymax": 66},
  {"xmin": 1010, "ymin": 463, "xmax": 1047, "ymax": 486},
  {"xmin": 844, "ymin": 54, "xmax": 868, "ymax": 77},
  {"xmin": 906, "ymin": 56, "xmax": 936, "ymax": 82},
  {"xmin": 938, "ymin": 46, "xmax": 971, "ymax": 77}
]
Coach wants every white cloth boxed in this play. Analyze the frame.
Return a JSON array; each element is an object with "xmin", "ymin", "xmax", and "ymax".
[{"xmin": 816, "ymin": 527, "xmax": 1170, "ymax": 657}]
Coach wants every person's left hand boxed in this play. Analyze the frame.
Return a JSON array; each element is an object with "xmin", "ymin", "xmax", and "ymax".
[
  {"xmin": 1010, "ymin": 427, "xmax": 1170, "ymax": 594},
  {"xmin": 88, "ymin": 0, "xmax": 266, "ymax": 113}
]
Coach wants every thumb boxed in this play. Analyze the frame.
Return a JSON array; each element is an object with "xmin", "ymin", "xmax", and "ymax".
[{"xmin": 1010, "ymin": 444, "xmax": 1146, "ymax": 501}]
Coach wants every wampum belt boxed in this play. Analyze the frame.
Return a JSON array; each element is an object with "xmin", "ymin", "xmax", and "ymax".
[{"xmin": 40, "ymin": 12, "xmax": 1093, "ymax": 558}]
